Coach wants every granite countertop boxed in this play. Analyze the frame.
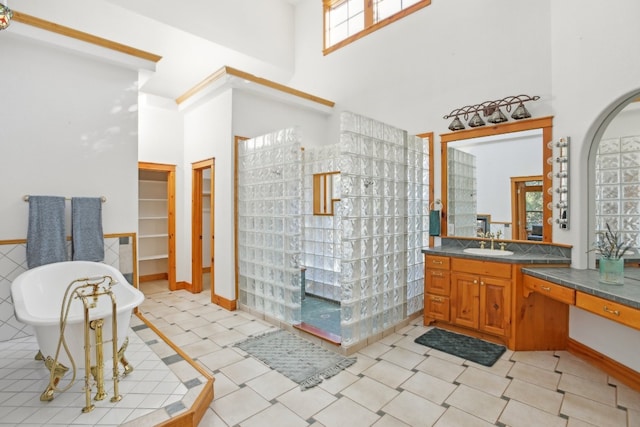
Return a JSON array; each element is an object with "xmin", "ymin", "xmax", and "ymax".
[
  {"xmin": 522, "ymin": 267, "xmax": 640, "ymax": 309},
  {"xmin": 422, "ymin": 246, "xmax": 571, "ymax": 265}
]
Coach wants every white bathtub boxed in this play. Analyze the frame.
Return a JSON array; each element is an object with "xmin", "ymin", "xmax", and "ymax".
[{"xmin": 11, "ymin": 261, "xmax": 144, "ymax": 372}]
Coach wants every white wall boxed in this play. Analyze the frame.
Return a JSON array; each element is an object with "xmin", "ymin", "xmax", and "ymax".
[{"xmin": 0, "ymin": 34, "xmax": 139, "ymax": 240}]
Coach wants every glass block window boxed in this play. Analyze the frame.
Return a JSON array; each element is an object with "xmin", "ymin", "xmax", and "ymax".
[{"xmin": 595, "ymin": 136, "xmax": 640, "ymax": 249}]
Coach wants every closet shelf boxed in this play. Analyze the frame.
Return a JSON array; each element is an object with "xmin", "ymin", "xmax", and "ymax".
[
  {"xmin": 139, "ymin": 216, "xmax": 169, "ymax": 220},
  {"xmin": 140, "ymin": 233, "xmax": 169, "ymax": 239},
  {"xmin": 139, "ymin": 254, "xmax": 168, "ymax": 261}
]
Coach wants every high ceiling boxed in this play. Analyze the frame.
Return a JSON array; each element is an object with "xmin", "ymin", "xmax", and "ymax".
[{"xmin": 9, "ymin": 0, "xmax": 299, "ymax": 102}]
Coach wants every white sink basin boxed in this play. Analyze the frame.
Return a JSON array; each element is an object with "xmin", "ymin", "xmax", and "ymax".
[{"xmin": 463, "ymin": 248, "xmax": 514, "ymax": 257}]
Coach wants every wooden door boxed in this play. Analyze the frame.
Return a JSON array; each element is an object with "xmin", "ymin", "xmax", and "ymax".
[
  {"xmin": 192, "ymin": 158, "xmax": 215, "ymax": 295},
  {"xmin": 451, "ymin": 272, "xmax": 479, "ymax": 329},
  {"xmin": 479, "ymin": 275, "xmax": 511, "ymax": 337}
]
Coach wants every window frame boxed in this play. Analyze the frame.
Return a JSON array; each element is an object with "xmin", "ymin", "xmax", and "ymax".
[{"xmin": 323, "ymin": 0, "xmax": 431, "ymax": 55}]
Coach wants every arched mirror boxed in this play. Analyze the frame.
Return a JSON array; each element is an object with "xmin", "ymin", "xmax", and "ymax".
[
  {"xmin": 441, "ymin": 116, "xmax": 554, "ymax": 243},
  {"xmin": 588, "ymin": 95, "xmax": 640, "ymax": 267}
]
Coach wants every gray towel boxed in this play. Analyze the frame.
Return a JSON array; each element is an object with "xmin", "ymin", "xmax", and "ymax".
[
  {"xmin": 71, "ymin": 197, "xmax": 104, "ymax": 262},
  {"xmin": 26, "ymin": 196, "xmax": 67, "ymax": 269}
]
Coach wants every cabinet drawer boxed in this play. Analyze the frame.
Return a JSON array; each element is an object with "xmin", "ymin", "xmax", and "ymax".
[
  {"xmin": 523, "ymin": 275, "xmax": 575, "ymax": 305},
  {"xmin": 426, "ymin": 269, "xmax": 451, "ymax": 295},
  {"xmin": 451, "ymin": 258, "xmax": 511, "ymax": 279},
  {"xmin": 425, "ymin": 255, "xmax": 450, "ymax": 270},
  {"xmin": 576, "ymin": 292, "xmax": 640, "ymax": 330},
  {"xmin": 425, "ymin": 294, "xmax": 450, "ymax": 321}
]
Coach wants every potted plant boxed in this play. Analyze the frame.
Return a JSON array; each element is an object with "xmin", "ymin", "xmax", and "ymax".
[{"xmin": 592, "ymin": 223, "xmax": 632, "ymax": 285}]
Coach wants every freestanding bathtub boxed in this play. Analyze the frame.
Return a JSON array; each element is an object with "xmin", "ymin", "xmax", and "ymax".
[{"xmin": 11, "ymin": 261, "xmax": 144, "ymax": 402}]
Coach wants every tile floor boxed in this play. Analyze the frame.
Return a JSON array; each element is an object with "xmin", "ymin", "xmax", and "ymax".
[
  {"xmin": 0, "ymin": 310, "xmax": 208, "ymax": 426},
  {"xmin": 138, "ymin": 280, "xmax": 640, "ymax": 427}
]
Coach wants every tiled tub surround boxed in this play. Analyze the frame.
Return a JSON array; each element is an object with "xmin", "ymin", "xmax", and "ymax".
[
  {"xmin": 0, "ymin": 315, "xmax": 209, "ymax": 426},
  {"xmin": 0, "ymin": 235, "xmax": 134, "ymax": 342}
]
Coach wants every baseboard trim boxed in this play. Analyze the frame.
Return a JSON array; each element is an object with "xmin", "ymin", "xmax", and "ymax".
[
  {"xmin": 567, "ymin": 338, "xmax": 640, "ymax": 391},
  {"xmin": 212, "ymin": 294, "xmax": 237, "ymax": 311},
  {"xmin": 139, "ymin": 273, "xmax": 168, "ymax": 283}
]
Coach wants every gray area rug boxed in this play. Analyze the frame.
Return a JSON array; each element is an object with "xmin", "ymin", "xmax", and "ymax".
[
  {"xmin": 235, "ymin": 330, "xmax": 356, "ymax": 390},
  {"xmin": 414, "ymin": 328, "xmax": 506, "ymax": 367}
]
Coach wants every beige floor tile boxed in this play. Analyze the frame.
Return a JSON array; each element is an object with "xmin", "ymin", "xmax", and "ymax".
[
  {"xmin": 212, "ymin": 386, "xmax": 271, "ymax": 426},
  {"xmin": 558, "ymin": 372, "xmax": 617, "ymax": 406},
  {"xmin": 317, "ymin": 369, "xmax": 360, "ymax": 395},
  {"xmin": 216, "ymin": 314, "xmax": 252, "ymax": 329},
  {"xmin": 233, "ymin": 319, "xmax": 276, "ymax": 336},
  {"xmin": 465, "ymin": 357, "xmax": 514, "ymax": 377},
  {"xmin": 345, "ymin": 353, "xmax": 377, "ymax": 375},
  {"xmin": 415, "ymin": 355, "xmax": 465, "ymax": 383},
  {"xmin": 190, "ymin": 322, "xmax": 229, "ymax": 338},
  {"xmin": 361, "ymin": 360, "xmax": 414, "ymax": 389},
  {"xmin": 219, "ymin": 357, "xmax": 271, "ymax": 385},
  {"xmin": 378, "ymin": 332, "xmax": 404, "ymax": 347},
  {"xmin": 199, "ymin": 407, "xmax": 228, "ymax": 427},
  {"xmin": 240, "ymin": 402, "xmax": 309, "ymax": 427},
  {"xmin": 208, "ymin": 329, "xmax": 248, "ymax": 347},
  {"xmin": 616, "ymin": 382, "xmax": 640, "ymax": 411},
  {"xmin": 392, "ymin": 334, "xmax": 431, "ymax": 355},
  {"xmin": 566, "ymin": 418, "xmax": 600, "ymax": 427},
  {"xmin": 314, "ymin": 397, "xmax": 380, "ymax": 427},
  {"xmin": 455, "ymin": 366, "xmax": 511, "ymax": 397},
  {"xmin": 504, "ymin": 378, "xmax": 564, "ymax": 415},
  {"xmin": 510, "ymin": 350, "xmax": 559, "ymax": 371},
  {"xmin": 426, "ymin": 348, "xmax": 466, "ymax": 365},
  {"xmin": 444, "ymin": 384, "xmax": 507, "ymax": 423},
  {"xmin": 508, "ymin": 360, "xmax": 561, "ymax": 390},
  {"xmin": 399, "ymin": 371, "xmax": 456, "ymax": 404},
  {"xmin": 499, "ymin": 399, "xmax": 567, "ymax": 427},
  {"xmin": 341, "ymin": 377, "xmax": 400, "ymax": 412},
  {"xmin": 167, "ymin": 330, "xmax": 203, "ymax": 347},
  {"xmin": 278, "ymin": 385, "xmax": 337, "ymax": 420},
  {"xmin": 210, "ymin": 372, "xmax": 240, "ymax": 400},
  {"xmin": 379, "ymin": 346, "xmax": 425, "ymax": 370},
  {"xmin": 434, "ymin": 406, "xmax": 495, "ymax": 427},
  {"xmin": 555, "ymin": 351, "xmax": 609, "ymax": 383},
  {"xmin": 359, "ymin": 341, "xmax": 392, "ymax": 359},
  {"xmin": 372, "ymin": 414, "xmax": 411, "ymax": 426},
  {"xmin": 628, "ymin": 408, "xmax": 640, "ymax": 426},
  {"xmin": 382, "ymin": 390, "xmax": 446, "ymax": 426},
  {"xmin": 180, "ymin": 337, "xmax": 222, "ymax": 358},
  {"xmin": 197, "ymin": 347, "xmax": 245, "ymax": 372},
  {"xmin": 246, "ymin": 369, "xmax": 298, "ymax": 401},
  {"xmin": 561, "ymin": 392, "xmax": 627, "ymax": 426}
]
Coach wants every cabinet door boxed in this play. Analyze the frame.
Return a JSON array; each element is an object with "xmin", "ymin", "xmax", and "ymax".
[
  {"xmin": 425, "ymin": 295, "xmax": 450, "ymax": 321},
  {"xmin": 426, "ymin": 269, "xmax": 450, "ymax": 296},
  {"xmin": 451, "ymin": 272, "xmax": 479, "ymax": 330},
  {"xmin": 479, "ymin": 275, "xmax": 511, "ymax": 337}
]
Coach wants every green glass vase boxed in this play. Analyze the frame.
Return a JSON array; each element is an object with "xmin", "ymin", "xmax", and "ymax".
[{"xmin": 599, "ymin": 258, "xmax": 624, "ymax": 285}]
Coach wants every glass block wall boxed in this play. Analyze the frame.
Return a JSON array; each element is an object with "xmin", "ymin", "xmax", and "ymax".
[
  {"xmin": 596, "ymin": 136, "xmax": 640, "ymax": 249},
  {"xmin": 447, "ymin": 147, "xmax": 477, "ymax": 237},
  {"xmin": 302, "ymin": 144, "xmax": 342, "ymax": 302},
  {"xmin": 237, "ymin": 128, "xmax": 303, "ymax": 324},
  {"xmin": 406, "ymin": 134, "xmax": 429, "ymax": 317},
  {"xmin": 338, "ymin": 112, "xmax": 427, "ymax": 346}
]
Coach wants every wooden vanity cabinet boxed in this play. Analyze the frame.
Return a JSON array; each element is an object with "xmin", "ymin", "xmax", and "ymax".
[
  {"xmin": 424, "ymin": 255, "xmax": 451, "ymax": 321},
  {"xmin": 450, "ymin": 259, "xmax": 511, "ymax": 338}
]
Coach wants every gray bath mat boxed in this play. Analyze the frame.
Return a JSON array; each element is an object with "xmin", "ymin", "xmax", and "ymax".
[
  {"xmin": 235, "ymin": 330, "xmax": 356, "ymax": 390},
  {"xmin": 414, "ymin": 328, "xmax": 506, "ymax": 367}
]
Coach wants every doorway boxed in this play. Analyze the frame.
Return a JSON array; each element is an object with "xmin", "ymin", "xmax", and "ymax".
[
  {"xmin": 192, "ymin": 159, "xmax": 215, "ymax": 295},
  {"xmin": 511, "ymin": 175, "xmax": 543, "ymax": 241},
  {"xmin": 137, "ymin": 162, "xmax": 176, "ymax": 292}
]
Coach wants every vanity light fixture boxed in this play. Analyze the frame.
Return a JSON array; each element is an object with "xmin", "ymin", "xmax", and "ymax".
[
  {"xmin": 443, "ymin": 94, "xmax": 540, "ymax": 131},
  {"xmin": 0, "ymin": 2, "xmax": 12, "ymax": 30}
]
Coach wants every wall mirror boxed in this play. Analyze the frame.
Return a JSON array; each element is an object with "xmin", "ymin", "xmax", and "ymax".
[
  {"xmin": 441, "ymin": 116, "xmax": 554, "ymax": 242},
  {"xmin": 588, "ymin": 97, "xmax": 640, "ymax": 266}
]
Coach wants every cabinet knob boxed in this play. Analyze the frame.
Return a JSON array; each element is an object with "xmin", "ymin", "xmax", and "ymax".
[
  {"xmin": 541, "ymin": 286, "xmax": 551, "ymax": 292},
  {"xmin": 432, "ymin": 260, "xmax": 443, "ymax": 265},
  {"xmin": 473, "ymin": 279, "xmax": 478, "ymax": 284},
  {"xmin": 480, "ymin": 281, "xmax": 485, "ymax": 286},
  {"xmin": 432, "ymin": 272, "xmax": 443, "ymax": 277}
]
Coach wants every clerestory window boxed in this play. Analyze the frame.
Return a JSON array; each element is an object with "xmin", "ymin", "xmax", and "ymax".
[{"xmin": 323, "ymin": 0, "xmax": 431, "ymax": 54}]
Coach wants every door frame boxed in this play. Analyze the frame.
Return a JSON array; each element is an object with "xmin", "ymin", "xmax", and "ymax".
[
  {"xmin": 192, "ymin": 158, "xmax": 215, "ymax": 295},
  {"xmin": 138, "ymin": 162, "xmax": 177, "ymax": 290},
  {"xmin": 511, "ymin": 175, "xmax": 543, "ymax": 240}
]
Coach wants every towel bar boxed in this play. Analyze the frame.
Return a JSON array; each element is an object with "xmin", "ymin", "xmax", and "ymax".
[{"xmin": 23, "ymin": 195, "xmax": 107, "ymax": 203}]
